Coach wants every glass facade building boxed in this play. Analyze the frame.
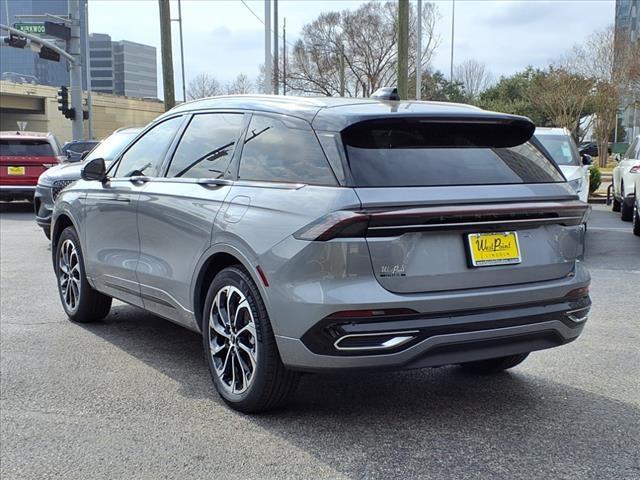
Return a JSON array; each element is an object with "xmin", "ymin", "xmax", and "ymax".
[
  {"xmin": 615, "ymin": 0, "xmax": 639, "ymax": 140},
  {"xmin": 0, "ymin": 0, "xmax": 70, "ymax": 86},
  {"xmin": 113, "ymin": 40, "xmax": 157, "ymax": 98}
]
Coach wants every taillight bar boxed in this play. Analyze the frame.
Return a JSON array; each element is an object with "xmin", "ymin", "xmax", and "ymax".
[{"xmin": 293, "ymin": 201, "xmax": 590, "ymax": 241}]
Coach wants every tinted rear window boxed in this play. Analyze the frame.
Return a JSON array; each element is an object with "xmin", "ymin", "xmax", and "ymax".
[
  {"xmin": 342, "ymin": 119, "xmax": 564, "ymax": 187},
  {"xmin": 0, "ymin": 140, "xmax": 54, "ymax": 157}
]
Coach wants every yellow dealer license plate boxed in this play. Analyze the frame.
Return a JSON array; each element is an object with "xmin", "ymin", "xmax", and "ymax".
[
  {"xmin": 7, "ymin": 166, "xmax": 25, "ymax": 175},
  {"xmin": 468, "ymin": 232, "xmax": 521, "ymax": 267}
]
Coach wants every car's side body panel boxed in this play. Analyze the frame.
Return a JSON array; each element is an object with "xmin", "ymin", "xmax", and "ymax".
[{"xmin": 135, "ymin": 178, "xmax": 232, "ymax": 330}]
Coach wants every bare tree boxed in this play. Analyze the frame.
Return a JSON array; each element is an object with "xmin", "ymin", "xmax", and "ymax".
[
  {"xmin": 526, "ymin": 68, "xmax": 593, "ymax": 138},
  {"xmin": 187, "ymin": 73, "xmax": 222, "ymax": 100},
  {"xmin": 226, "ymin": 73, "xmax": 255, "ymax": 94},
  {"xmin": 559, "ymin": 26, "xmax": 640, "ymax": 165},
  {"xmin": 285, "ymin": 1, "xmax": 440, "ymax": 97},
  {"xmin": 453, "ymin": 59, "xmax": 494, "ymax": 100}
]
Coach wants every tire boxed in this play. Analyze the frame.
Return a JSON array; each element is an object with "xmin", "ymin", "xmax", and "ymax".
[
  {"xmin": 42, "ymin": 227, "xmax": 51, "ymax": 240},
  {"xmin": 633, "ymin": 205, "xmax": 640, "ymax": 237},
  {"xmin": 621, "ymin": 198, "xmax": 634, "ymax": 222},
  {"xmin": 612, "ymin": 196, "xmax": 621, "ymax": 212},
  {"xmin": 203, "ymin": 266, "xmax": 300, "ymax": 413},
  {"xmin": 55, "ymin": 226, "xmax": 112, "ymax": 323},
  {"xmin": 459, "ymin": 353, "xmax": 529, "ymax": 373}
]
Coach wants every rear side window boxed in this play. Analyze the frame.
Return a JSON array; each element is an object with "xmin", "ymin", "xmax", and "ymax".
[
  {"xmin": 536, "ymin": 134, "xmax": 580, "ymax": 166},
  {"xmin": 238, "ymin": 114, "xmax": 337, "ymax": 185},
  {"xmin": 167, "ymin": 113, "xmax": 244, "ymax": 178},
  {"xmin": 0, "ymin": 140, "xmax": 54, "ymax": 156},
  {"xmin": 113, "ymin": 116, "xmax": 183, "ymax": 177},
  {"xmin": 342, "ymin": 119, "xmax": 564, "ymax": 187},
  {"xmin": 625, "ymin": 138, "xmax": 639, "ymax": 159}
]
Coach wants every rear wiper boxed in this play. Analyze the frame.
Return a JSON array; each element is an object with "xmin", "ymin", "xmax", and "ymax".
[{"xmin": 174, "ymin": 142, "xmax": 234, "ymax": 178}]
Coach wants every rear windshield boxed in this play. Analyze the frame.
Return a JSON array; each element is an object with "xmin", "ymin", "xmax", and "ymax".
[
  {"xmin": 342, "ymin": 120, "xmax": 564, "ymax": 187},
  {"xmin": 0, "ymin": 139, "xmax": 54, "ymax": 157},
  {"xmin": 536, "ymin": 133, "xmax": 580, "ymax": 166}
]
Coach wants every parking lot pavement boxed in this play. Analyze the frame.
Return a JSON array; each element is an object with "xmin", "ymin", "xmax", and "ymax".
[{"xmin": 1, "ymin": 201, "xmax": 638, "ymax": 480}]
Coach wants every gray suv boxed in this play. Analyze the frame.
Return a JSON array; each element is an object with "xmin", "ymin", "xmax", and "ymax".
[{"xmin": 51, "ymin": 96, "xmax": 591, "ymax": 412}]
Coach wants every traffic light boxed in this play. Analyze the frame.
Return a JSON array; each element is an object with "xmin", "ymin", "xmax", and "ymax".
[
  {"xmin": 4, "ymin": 34, "xmax": 27, "ymax": 49},
  {"xmin": 39, "ymin": 46, "xmax": 60, "ymax": 62},
  {"xmin": 57, "ymin": 86, "xmax": 75, "ymax": 120}
]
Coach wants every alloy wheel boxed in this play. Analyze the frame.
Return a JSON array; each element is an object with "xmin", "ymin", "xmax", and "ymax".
[
  {"xmin": 58, "ymin": 239, "xmax": 81, "ymax": 312},
  {"xmin": 208, "ymin": 285, "xmax": 258, "ymax": 395}
]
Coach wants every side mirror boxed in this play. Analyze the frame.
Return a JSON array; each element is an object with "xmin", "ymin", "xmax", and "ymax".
[
  {"xmin": 80, "ymin": 150, "xmax": 90, "ymax": 160},
  {"xmin": 66, "ymin": 150, "xmax": 73, "ymax": 160},
  {"xmin": 581, "ymin": 154, "xmax": 592, "ymax": 165},
  {"xmin": 81, "ymin": 157, "xmax": 106, "ymax": 182}
]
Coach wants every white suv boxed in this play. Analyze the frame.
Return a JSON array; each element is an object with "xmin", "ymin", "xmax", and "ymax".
[
  {"xmin": 534, "ymin": 128, "xmax": 591, "ymax": 203},
  {"xmin": 612, "ymin": 135, "xmax": 640, "ymax": 221}
]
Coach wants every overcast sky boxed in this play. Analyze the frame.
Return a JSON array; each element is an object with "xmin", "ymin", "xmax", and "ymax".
[{"xmin": 88, "ymin": 0, "xmax": 615, "ymax": 100}]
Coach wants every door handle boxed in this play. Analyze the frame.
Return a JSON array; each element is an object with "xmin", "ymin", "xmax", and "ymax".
[{"xmin": 129, "ymin": 176, "xmax": 151, "ymax": 185}]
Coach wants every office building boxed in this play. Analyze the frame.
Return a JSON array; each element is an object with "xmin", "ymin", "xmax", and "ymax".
[
  {"xmin": 113, "ymin": 40, "xmax": 157, "ymax": 98},
  {"xmin": 615, "ymin": 0, "xmax": 639, "ymax": 140},
  {"xmin": 88, "ymin": 33, "xmax": 115, "ymax": 94}
]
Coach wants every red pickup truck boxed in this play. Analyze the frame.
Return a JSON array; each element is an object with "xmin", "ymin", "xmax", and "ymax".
[{"xmin": 1, "ymin": 131, "xmax": 63, "ymax": 202}]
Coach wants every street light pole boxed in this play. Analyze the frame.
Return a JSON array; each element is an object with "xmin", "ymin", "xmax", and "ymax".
[
  {"xmin": 273, "ymin": 0, "xmax": 278, "ymax": 95},
  {"xmin": 176, "ymin": 0, "xmax": 186, "ymax": 102},
  {"xmin": 416, "ymin": 0, "xmax": 422, "ymax": 100},
  {"xmin": 82, "ymin": 0, "xmax": 92, "ymax": 138},
  {"xmin": 68, "ymin": 0, "xmax": 83, "ymax": 140},
  {"xmin": 450, "ymin": 0, "xmax": 455, "ymax": 82},
  {"xmin": 264, "ymin": 0, "xmax": 272, "ymax": 94},
  {"xmin": 397, "ymin": 0, "xmax": 409, "ymax": 100}
]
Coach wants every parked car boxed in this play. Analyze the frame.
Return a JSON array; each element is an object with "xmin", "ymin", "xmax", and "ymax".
[
  {"xmin": 61, "ymin": 140, "xmax": 100, "ymax": 162},
  {"xmin": 50, "ymin": 96, "xmax": 591, "ymax": 413},
  {"xmin": 612, "ymin": 135, "xmax": 640, "ymax": 221},
  {"xmin": 35, "ymin": 128, "xmax": 141, "ymax": 239},
  {"xmin": 1, "ymin": 131, "xmax": 63, "ymax": 202},
  {"xmin": 535, "ymin": 127, "xmax": 591, "ymax": 203},
  {"xmin": 578, "ymin": 141, "xmax": 611, "ymax": 157}
]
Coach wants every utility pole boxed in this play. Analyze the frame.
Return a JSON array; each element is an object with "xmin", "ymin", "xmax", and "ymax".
[
  {"xmin": 282, "ymin": 17, "xmax": 286, "ymax": 96},
  {"xmin": 176, "ymin": 0, "xmax": 186, "ymax": 102},
  {"xmin": 158, "ymin": 0, "xmax": 175, "ymax": 111},
  {"xmin": 82, "ymin": 0, "xmax": 93, "ymax": 138},
  {"xmin": 68, "ymin": 0, "xmax": 83, "ymax": 140},
  {"xmin": 339, "ymin": 43, "xmax": 345, "ymax": 97},
  {"xmin": 273, "ymin": 0, "xmax": 278, "ymax": 95},
  {"xmin": 450, "ymin": 0, "xmax": 455, "ymax": 82},
  {"xmin": 416, "ymin": 0, "xmax": 422, "ymax": 100},
  {"xmin": 397, "ymin": 0, "xmax": 409, "ymax": 100},
  {"xmin": 264, "ymin": 0, "xmax": 272, "ymax": 94}
]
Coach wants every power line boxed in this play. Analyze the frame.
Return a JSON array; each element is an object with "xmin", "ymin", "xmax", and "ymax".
[
  {"xmin": 240, "ymin": 0, "xmax": 294, "ymax": 48},
  {"xmin": 240, "ymin": 0, "xmax": 263, "ymax": 25}
]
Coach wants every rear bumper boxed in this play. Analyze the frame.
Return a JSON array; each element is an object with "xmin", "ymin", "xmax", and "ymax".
[
  {"xmin": 276, "ymin": 296, "xmax": 589, "ymax": 372},
  {"xmin": 0, "ymin": 185, "xmax": 35, "ymax": 200}
]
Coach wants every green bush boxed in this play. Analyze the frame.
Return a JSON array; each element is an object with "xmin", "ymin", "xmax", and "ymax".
[{"xmin": 589, "ymin": 165, "xmax": 601, "ymax": 194}]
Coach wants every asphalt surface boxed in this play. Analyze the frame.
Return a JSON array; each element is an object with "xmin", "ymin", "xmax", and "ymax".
[{"xmin": 1, "ymin": 202, "xmax": 639, "ymax": 480}]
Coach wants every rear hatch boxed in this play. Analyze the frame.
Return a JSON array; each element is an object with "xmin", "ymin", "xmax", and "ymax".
[
  {"xmin": 341, "ymin": 117, "xmax": 588, "ymax": 294},
  {"xmin": 0, "ymin": 138, "xmax": 59, "ymax": 186}
]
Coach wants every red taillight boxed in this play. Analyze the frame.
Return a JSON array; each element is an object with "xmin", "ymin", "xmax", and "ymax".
[
  {"xmin": 630, "ymin": 165, "xmax": 640, "ymax": 173},
  {"xmin": 564, "ymin": 286, "xmax": 590, "ymax": 300},
  {"xmin": 294, "ymin": 201, "xmax": 589, "ymax": 242},
  {"xmin": 293, "ymin": 211, "xmax": 370, "ymax": 241}
]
